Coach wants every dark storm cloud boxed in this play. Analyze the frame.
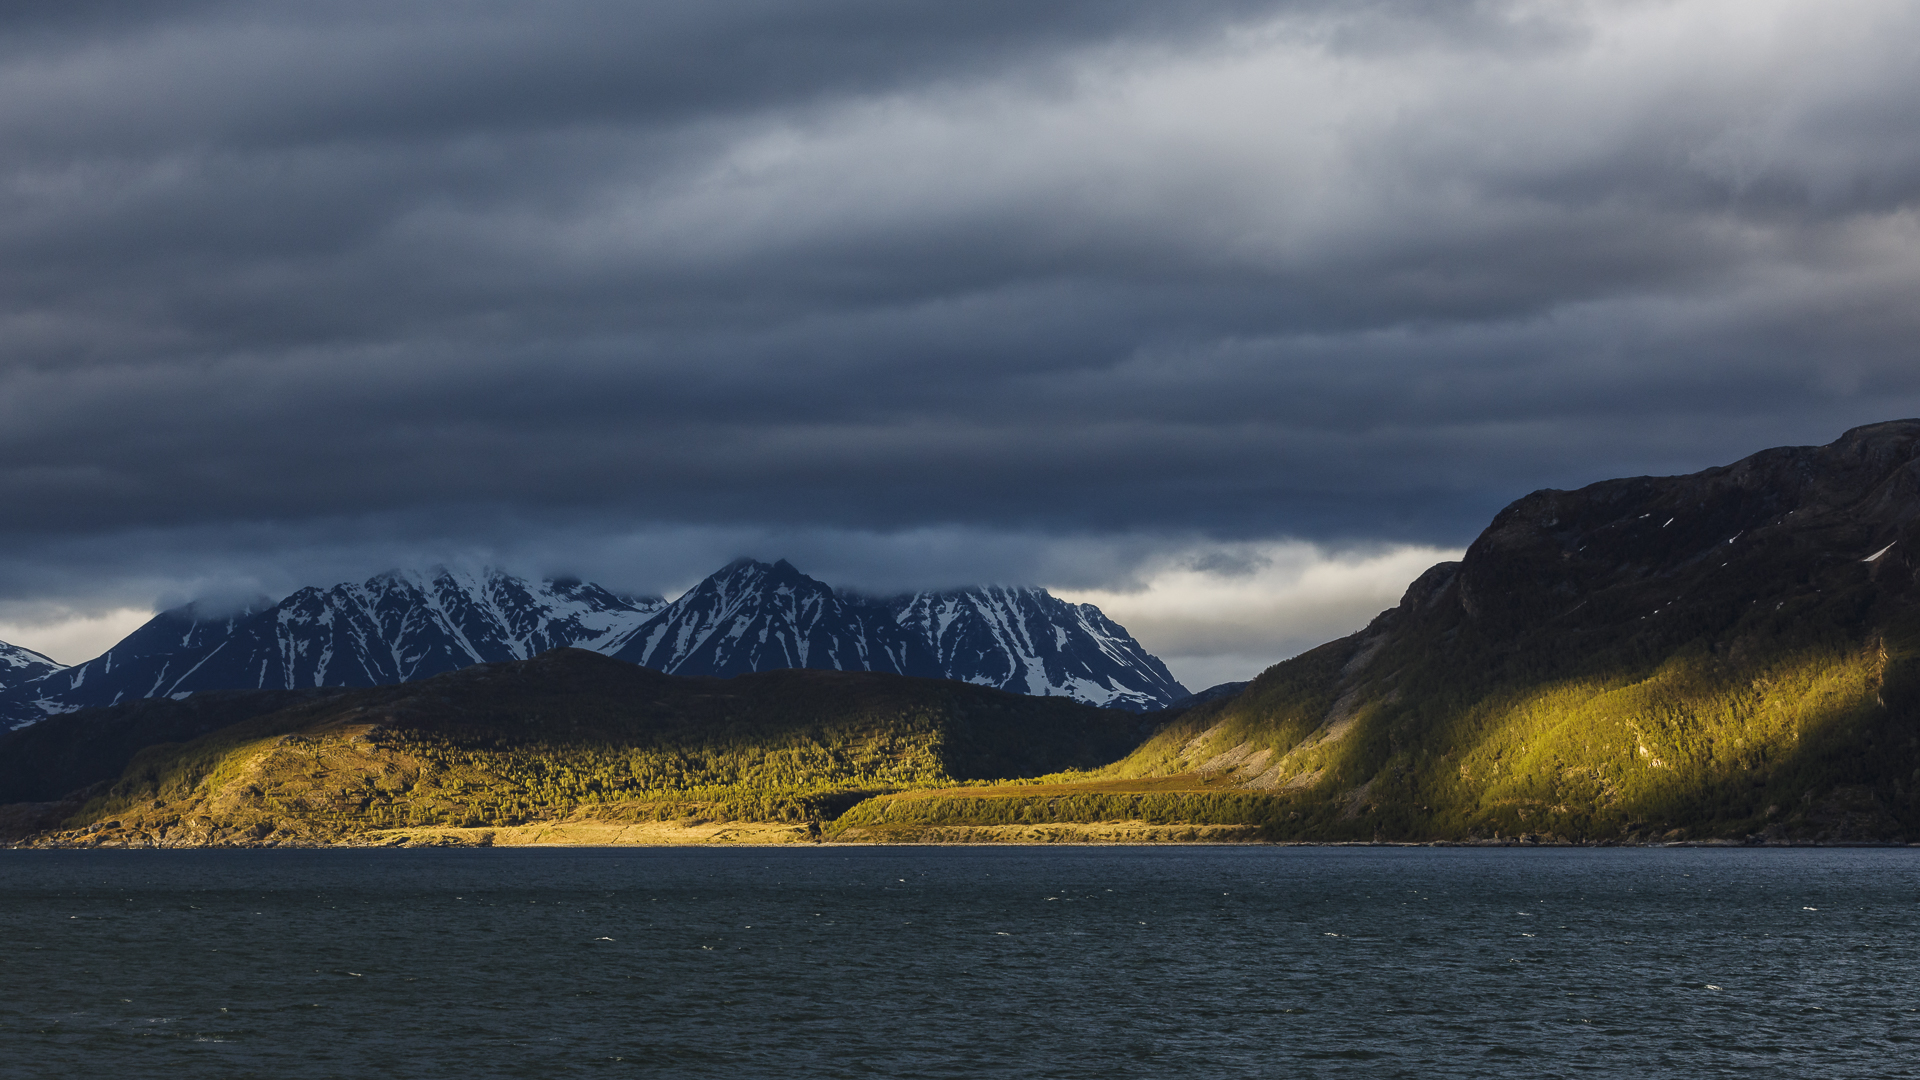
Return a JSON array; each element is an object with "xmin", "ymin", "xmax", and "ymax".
[{"xmin": 3, "ymin": 0, "xmax": 1920, "ymax": 613}]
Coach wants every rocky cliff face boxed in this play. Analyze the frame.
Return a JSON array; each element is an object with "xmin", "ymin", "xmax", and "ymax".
[
  {"xmin": 1443, "ymin": 418, "xmax": 1919, "ymax": 637},
  {"xmin": 1125, "ymin": 420, "xmax": 1920, "ymax": 843}
]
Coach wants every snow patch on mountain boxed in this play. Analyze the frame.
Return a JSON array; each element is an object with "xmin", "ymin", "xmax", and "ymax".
[
  {"xmin": 0, "ymin": 641, "xmax": 67, "ymax": 697},
  {"xmin": 607, "ymin": 559, "xmax": 911, "ymax": 679},
  {"xmin": 0, "ymin": 569, "xmax": 663, "ymax": 729},
  {"xmin": 611, "ymin": 560, "xmax": 1187, "ymax": 710},
  {"xmin": 892, "ymin": 584, "xmax": 1185, "ymax": 711}
]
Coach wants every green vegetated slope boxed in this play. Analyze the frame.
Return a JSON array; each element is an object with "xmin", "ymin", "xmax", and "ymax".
[
  {"xmin": 837, "ymin": 421, "xmax": 1920, "ymax": 843},
  {"xmin": 0, "ymin": 687, "xmax": 354, "ymax": 839},
  {"xmin": 0, "ymin": 687, "xmax": 352, "ymax": 804},
  {"xmin": 4, "ymin": 650, "xmax": 1144, "ymax": 847}
]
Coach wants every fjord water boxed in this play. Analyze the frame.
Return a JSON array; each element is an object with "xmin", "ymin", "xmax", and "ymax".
[{"xmin": 3, "ymin": 847, "xmax": 1916, "ymax": 1078}]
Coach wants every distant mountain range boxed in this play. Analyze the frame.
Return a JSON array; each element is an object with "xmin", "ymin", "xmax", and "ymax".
[{"xmin": 0, "ymin": 560, "xmax": 1187, "ymax": 728}]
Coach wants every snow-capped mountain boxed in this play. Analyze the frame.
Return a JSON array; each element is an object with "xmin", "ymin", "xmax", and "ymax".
[
  {"xmin": 0, "ymin": 568, "xmax": 663, "ymax": 728},
  {"xmin": 1, "ymin": 641, "xmax": 66, "ymax": 693},
  {"xmin": 0, "ymin": 560, "xmax": 1187, "ymax": 728},
  {"xmin": 890, "ymin": 584, "xmax": 1185, "ymax": 711},
  {"xmin": 609, "ymin": 559, "xmax": 1188, "ymax": 711},
  {"xmin": 605, "ymin": 559, "xmax": 920, "ymax": 677}
]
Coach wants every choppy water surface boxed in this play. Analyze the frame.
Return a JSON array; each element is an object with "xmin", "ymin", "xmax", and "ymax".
[{"xmin": 2, "ymin": 846, "xmax": 1917, "ymax": 1078}]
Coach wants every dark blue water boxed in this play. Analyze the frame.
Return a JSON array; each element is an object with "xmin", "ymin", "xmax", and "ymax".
[{"xmin": 2, "ymin": 846, "xmax": 1916, "ymax": 1078}]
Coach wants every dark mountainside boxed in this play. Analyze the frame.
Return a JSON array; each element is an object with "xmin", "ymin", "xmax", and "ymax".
[
  {"xmin": 0, "ymin": 649, "xmax": 1147, "ymax": 847},
  {"xmin": 838, "ymin": 421, "xmax": 1920, "ymax": 843}
]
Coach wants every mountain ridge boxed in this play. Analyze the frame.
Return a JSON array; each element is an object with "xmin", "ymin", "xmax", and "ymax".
[
  {"xmin": 608, "ymin": 558, "xmax": 1187, "ymax": 710},
  {"xmin": 0, "ymin": 560, "xmax": 1187, "ymax": 727},
  {"xmin": 0, "ymin": 568, "xmax": 664, "ymax": 727}
]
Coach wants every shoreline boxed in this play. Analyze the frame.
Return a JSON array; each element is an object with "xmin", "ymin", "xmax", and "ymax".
[{"xmin": 12, "ymin": 824, "xmax": 1918, "ymax": 851}]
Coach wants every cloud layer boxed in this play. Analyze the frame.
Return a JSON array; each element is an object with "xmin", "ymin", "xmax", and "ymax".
[
  {"xmin": 1056, "ymin": 541, "xmax": 1463, "ymax": 689},
  {"xmin": 3, "ymin": 1, "xmax": 1918, "ymax": 665}
]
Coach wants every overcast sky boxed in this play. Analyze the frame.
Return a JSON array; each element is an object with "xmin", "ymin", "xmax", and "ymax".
[{"xmin": 3, "ymin": 1, "xmax": 1917, "ymax": 682}]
